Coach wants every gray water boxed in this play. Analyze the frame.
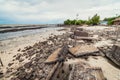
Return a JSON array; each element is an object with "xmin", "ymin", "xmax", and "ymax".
[{"xmin": 0, "ymin": 27, "xmax": 63, "ymax": 41}]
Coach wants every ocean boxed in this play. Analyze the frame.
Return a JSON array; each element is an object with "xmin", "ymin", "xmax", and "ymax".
[{"xmin": 0, "ymin": 26, "xmax": 63, "ymax": 41}]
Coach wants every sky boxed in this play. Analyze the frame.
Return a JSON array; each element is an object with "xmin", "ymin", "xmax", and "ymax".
[{"xmin": 0, "ymin": 0, "xmax": 120, "ymax": 24}]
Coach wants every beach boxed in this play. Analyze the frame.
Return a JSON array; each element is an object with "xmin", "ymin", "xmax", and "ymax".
[
  {"xmin": 0, "ymin": 25, "xmax": 120, "ymax": 80},
  {"xmin": 0, "ymin": 26, "xmax": 66, "ymax": 79}
]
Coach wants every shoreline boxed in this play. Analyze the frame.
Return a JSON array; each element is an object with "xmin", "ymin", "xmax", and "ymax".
[
  {"xmin": 0, "ymin": 26, "xmax": 120, "ymax": 80},
  {"xmin": 0, "ymin": 28, "xmax": 66, "ymax": 75}
]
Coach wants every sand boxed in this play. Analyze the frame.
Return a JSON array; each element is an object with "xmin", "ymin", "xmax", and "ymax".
[
  {"xmin": 66, "ymin": 56, "xmax": 120, "ymax": 80},
  {"xmin": 0, "ymin": 29, "xmax": 66, "ymax": 74},
  {"xmin": 0, "ymin": 26, "xmax": 120, "ymax": 80}
]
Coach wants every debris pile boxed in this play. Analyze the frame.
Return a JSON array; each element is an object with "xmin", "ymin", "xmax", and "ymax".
[
  {"xmin": 69, "ymin": 45, "xmax": 99, "ymax": 57},
  {"xmin": 1, "ymin": 26, "xmax": 120, "ymax": 80},
  {"xmin": 69, "ymin": 63, "xmax": 105, "ymax": 80},
  {"xmin": 98, "ymin": 44, "xmax": 120, "ymax": 67}
]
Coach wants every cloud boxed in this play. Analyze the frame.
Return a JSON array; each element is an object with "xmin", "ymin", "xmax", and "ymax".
[{"xmin": 0, "ymin": 0, "xmax": 120, "ymax": 24}]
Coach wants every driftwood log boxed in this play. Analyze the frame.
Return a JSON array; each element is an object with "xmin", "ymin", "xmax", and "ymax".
[
  {"xmin": 45, "ymin": 45, "xmax": 68, "ymax": 64},
  {"xmin": 46, "ymin": 62, "xmax": 61, "ymax": 80}
]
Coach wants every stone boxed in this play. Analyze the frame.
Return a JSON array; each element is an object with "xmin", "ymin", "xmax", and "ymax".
[
  {"xmin": 16, "ymin": 54, "xmax": 22, "ymax": 60},
  {"xmin": 0, "ymin": 72, "xmax": 3, "ymax": 78},
  {"xmin": 8, "ymin": 62, "xmax": 14, "ymax": 67},
  {"xmin": 18, "ymin": 48, "xmax": 21, "ymax": 52},
  {"xmin": 17, "ymin": 72, "xmax": 27, "ymax": 80},
  {"xmin": 24, "ymin": 62, "xmax": 31, "ymax": 69}
]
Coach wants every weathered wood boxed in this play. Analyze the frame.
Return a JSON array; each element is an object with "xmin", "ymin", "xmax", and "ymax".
[
  {"xmin": 69, "ymin": 63, "xmax": 106, "ymax": 80},
  {"xmin": 50, "ymin": 63, "xmax": 72, "ymax": 80},
  {"xmin": 74, "ymin": 31, "xmax": 89, "ymax": 37},
  {"xmin": 45, "ymin": 45, "xmax": 68, "ymax": 64},
  {"xmin": 45, "ymin": 48, "xmax": 62, "ymax": 64},
  {"xmin": 0, "ymin": 58, "xmax": 3, "ymax": 67},
  {"xmin": 74, "ymin": 36, "xmax": 96, "ymax": 41},
  {"xmin": 46, "ymin": 62, "xmax": 61, "ymax": 80},
  {"xmin": 98, "ymin": 45, "xmax": 120, "ymax": 67},
  {"xmin": 107, "ymin": 45, "xmax": 120, "ymax": 67},
  {"xmin": 69, "ymin": 45, "xmax": 99, "ymax": 57}
]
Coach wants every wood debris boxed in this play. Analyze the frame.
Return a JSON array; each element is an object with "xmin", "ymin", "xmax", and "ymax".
[
  {"xmin": 69, "ymin": 63, "xmax": 106, "ymax": 80},
  {"xmin": 69, "ymin": 45, "xmax": 99, "ymax": 57}
]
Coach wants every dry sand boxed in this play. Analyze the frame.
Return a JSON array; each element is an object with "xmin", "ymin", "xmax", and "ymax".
[
  {"xmin": 66, "ymin": 26, "xmax": 120, "ymax": 80},
  {"xmin": 0, "ymin": 29, "xmax": 66, "ymax": 74},
  {"xmin": 0, "ymin": 26, "xmax": 120, "ymax": 80},
  {"xmin": 66, "ymin": 56, "xmax": 120, "ymax": 80}
]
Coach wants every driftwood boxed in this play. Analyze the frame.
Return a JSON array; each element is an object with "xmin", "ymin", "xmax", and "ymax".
[
  {"xmin": 106, "ymin": 45, "xmax": 120, "ymax": 67},
  {"xmin": 74, "ymin": 31, "xmax": 89, "ymax": 37},
  {"xmin": 0, "ymin": 58, "xmax": 3, "ymax": 67},
  {"xmin": 98, "ymin": 45, "xmax": 120, "ymax": 67},
  {"xmin": 50, "ymin": 63, "xmax": 72, "ymax": 80},
  {"xmin": 69, "ymin": 45, "xmax": 99, "ymax": 57},
  {"xmin": 46, "ymin": 62, "xmax": 61, "ymax": 80},
  {"xmin": 45, "ymin": 48, "xmax": 62, "ymax": 64},
  {"xmin": 45, "ymin": 45, "xmax": 68, "ymax": 64},
  {"xmin": 69, "ymin": 63, "xmax": 106, "ymax": 80},
  {"xmin": 75, "ymin": 36, "xmax": 96, "ymax": 41}
]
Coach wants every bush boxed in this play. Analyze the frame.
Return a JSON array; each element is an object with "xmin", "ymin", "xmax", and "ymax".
[
  {"xmin": 64, "ymin": 19, "xmax": 71, "ymax": 25},
  {"xmin": 107, "ymin": 20, "xmax": 114, "ymax": 25},
  {"xmin": 64, "ymin": 14, "xmax": 100, "ymax": 25},
  {"xmin": 103, "ymin": 15, "xmax": 120, "ymax": 25}
]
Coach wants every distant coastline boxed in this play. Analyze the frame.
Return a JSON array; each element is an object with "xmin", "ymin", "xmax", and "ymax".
[{"xmin": 0, "ymin": 24, "xmax": 58, "ymax": 33}]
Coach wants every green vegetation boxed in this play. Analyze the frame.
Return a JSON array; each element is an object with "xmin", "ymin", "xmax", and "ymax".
[
  {"xmin": 64, "ymin": 14, "xmax": 100, "ymax": 25},
  {"xmin": 103, "ymin": 15, "xmax": 120, "ymax": 25}
]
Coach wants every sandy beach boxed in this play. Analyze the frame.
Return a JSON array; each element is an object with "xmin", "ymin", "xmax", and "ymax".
[
  {"xmin": 0, "ymin": 27, "xmax": 66, "ymax": 79},
  {"xmin": 0, "ymin": 26, "xmax": 120, "ymax": 80}
]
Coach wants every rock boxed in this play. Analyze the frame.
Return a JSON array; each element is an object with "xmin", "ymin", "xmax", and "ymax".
[
  {"xmin": 6, "ymin": 67, "xmax": 13, "ymax": 73},
  {"xmin": 17, "ymin": 72, "xmax": 27, "ymax": 80},
  {"xmin": 25, "ymin": 73, "xmax": 33, "ymax": 79},
  {"xmin": 25, "ymin": 46, "xmax": 32, "ymax": 50},
  {"xmin": 16, "ymin": 54, "xmax": 22, "ymax": 60},
  {"xmin": 0, "ymin": 71, "xmax": 3, "ymax": 78},
  {"xmin": 18, "ymin": 48, "xmax": 21, "ymax": 52},
  {"xmin": 11, "ymin": 77, "xmax": 20, "ymax": 80},
  {"xmin": 19, "ymin": 58, "xmax": 24, "ymax": 62},
  {"xmin": 24, "ymin": 62, "xmax": 31, "ymax": 69},
  {"xmin": 8, "ymin": 62, "xmax": 14, "ymax": 67}
]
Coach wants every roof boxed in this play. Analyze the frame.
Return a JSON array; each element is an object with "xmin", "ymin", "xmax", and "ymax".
[{"xmin": 113, "ymin": 17, "xmax": 120, "ymax": 21}]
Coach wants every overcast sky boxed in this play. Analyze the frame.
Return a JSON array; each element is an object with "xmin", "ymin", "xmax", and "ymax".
[{"xmin": 0, "ymin": 0, "xmax": 120, "ymax": 24}]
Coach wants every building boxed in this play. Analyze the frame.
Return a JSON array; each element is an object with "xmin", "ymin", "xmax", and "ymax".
[{"xmin": 113, "ymin": 17, "xmax": 120, "ymax": 25}]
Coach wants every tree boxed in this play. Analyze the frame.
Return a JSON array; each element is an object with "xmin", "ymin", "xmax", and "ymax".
[
  {"xmin": 91, "ymin": 14, "xmax": 100, "ymax": 25},
  {"xmin": 76, "ymin": 20, "xmax": 82, "ymax": 25},
  {"xmin": 103, "ymin": 15, "xmax": 120, "ymax": 25},
  {"xmin": 64, "ymin": 19, "xmax": 71, "ymax": 25},
  {"xmin": 63, "ymin": 14, "xmax": 100, "ymax": 25},
  {"xmin": 71, "ymin": 20, "xmax": 77, "ymax": 25}
]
